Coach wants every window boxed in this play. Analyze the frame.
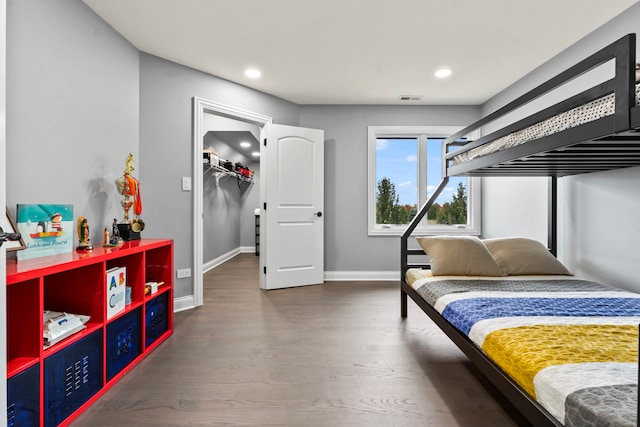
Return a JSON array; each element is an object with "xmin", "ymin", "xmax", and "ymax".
[{"xmin": 367, "ymin": 126, "xmax": 481, "ymax": 236}]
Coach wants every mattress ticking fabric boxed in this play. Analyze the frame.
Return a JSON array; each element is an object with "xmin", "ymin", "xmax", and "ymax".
[{"xmin": 453, "ymin": 83, "xmax": 640, "ymax": 165}]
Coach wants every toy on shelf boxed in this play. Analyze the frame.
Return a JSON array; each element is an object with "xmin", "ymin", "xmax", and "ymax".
[
  {"xmin": 76, "ymin": 216, "xmax": 93, "ymax": 252},
  {"xmin": 43, "ymin": 310, "xmax": 90, "ymax": 348}
]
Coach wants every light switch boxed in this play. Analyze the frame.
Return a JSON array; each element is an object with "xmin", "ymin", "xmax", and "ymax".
[{"xmin": 182, "ymin": 177, "xmax": 192, "ymax": 191}]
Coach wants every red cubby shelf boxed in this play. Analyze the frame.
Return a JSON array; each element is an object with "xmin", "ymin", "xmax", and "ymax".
[
  {"xmin": 6, "ymin": 239, "xmax": 174, "ymax": 427},
  {"xmin": 7, "ymin": 277, "xmax": 40, "ymax": 378},
  {"xmin": 108, "ymin": 299, "xmax": 144, "ymax": 322}
]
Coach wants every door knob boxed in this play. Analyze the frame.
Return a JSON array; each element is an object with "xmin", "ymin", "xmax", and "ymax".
[{"xmin": 314, "ymin": 212, "xmax": 322, "ymax": 217}]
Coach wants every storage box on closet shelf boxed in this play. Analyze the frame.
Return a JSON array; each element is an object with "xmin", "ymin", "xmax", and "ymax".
[
  {"xmin": 203, "ymin": 147, "xmax": 219, "ymax": 167},
  {"xmin": 203, "ymin": 148, "xmax": 253, "ymax": 184},
  {"xmin": 235, "ymin": 162, "xmax": 252, "ymax": 178}
]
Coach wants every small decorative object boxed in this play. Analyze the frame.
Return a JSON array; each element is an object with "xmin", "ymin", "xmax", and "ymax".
[
  {"xmin": 145, "ymin": 281, "xmax": 163, "ymax": 296},
  {"xmin": 1, "ymin": 208, "xmax": 26, "ymax": 252},
  {"xmin": 130, "ymin": 217, "xmax": 145, "ymax": 233},
  {"xmin": 76, "ymin": 216, "xmax": 93, "ymax": 252},
  {"xmin": 16, "ymin": 204, "xmax": 73, "ymax": 260},
  {"xmin": 104, "ymin": 218, "xmax": 124, "ymax": 247},
  {"xmin": 115, "ymin": 153, "xmax": 144, "ymax": 241}
]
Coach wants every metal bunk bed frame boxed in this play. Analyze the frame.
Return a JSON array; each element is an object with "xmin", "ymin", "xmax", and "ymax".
[{"xmin": 400, "ymin": 33, "xmax": 639, "ymax": 426}]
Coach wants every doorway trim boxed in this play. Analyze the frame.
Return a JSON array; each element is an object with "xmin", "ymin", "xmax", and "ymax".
[{"xmin": 192, "ymin": 97, "xmax": 272, "ymax": 307}]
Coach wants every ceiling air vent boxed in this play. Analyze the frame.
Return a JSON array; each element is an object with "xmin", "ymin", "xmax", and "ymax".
[{"xmin": 398, "ymin": 95, "xmax": 423, "ymax": 101}]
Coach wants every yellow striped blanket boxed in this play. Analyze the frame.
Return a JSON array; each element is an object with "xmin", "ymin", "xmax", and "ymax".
[{"xmin": 408, "ymin": 272, "xmax": 640, "ymax": 427}]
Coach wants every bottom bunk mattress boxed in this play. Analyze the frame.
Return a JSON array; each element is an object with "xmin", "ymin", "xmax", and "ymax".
[{"xmin": 406, "ymin": 270, "xmax": 640, "ymax": 427}]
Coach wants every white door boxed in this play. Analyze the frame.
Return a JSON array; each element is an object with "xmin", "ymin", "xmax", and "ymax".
[{"xmin": 262, "ymin": 124, "xmax": 324, "ymax": 290}]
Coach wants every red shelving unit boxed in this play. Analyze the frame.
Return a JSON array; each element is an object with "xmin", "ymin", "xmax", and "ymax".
[{"xmin": 6, "ymin": 239, "xmax": 174, "ymax": 427}]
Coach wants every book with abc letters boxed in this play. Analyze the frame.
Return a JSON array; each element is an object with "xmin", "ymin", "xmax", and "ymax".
[{"xmin": 106, "ymin": 266, "xmax": 126, "ymax": 319}]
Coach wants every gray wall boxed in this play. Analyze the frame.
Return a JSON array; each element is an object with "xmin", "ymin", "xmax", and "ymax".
[
  {"xmin": 6, "ymin": 0, "xmax": 139, "ymax": 244},
  {"xmin": 139, "ymin": 53, "xmax": 300, "ymax": 298},
  {"xmin": 481, "ymin": 177, "xmax": 548, "ymax": 244},
  {"xmin": 202, "ymin": 164, "xmax": 242, "ymax": 260},
  {"xmin": 480, "ymin": 2, "xmax": 640, "ymax": 291},
  {"xmin": 299, "ymin": 105, "xmax": 480, "ymax": 272}
]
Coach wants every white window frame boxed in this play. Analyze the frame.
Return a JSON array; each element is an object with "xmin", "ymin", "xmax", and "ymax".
[{"xmin": 367, "ymin": 126, "xmax": 481, "ymax": 236}]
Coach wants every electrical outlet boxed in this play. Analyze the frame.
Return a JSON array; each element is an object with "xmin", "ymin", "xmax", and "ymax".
[{"xmin": 176, "ymin": 268, "xmax": 191, "ymax": 279}]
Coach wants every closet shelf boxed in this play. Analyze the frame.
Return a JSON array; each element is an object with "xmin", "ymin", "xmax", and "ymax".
[{"xmin": 204, "ymin": 163, "xmax": 254, "ymax": 184}]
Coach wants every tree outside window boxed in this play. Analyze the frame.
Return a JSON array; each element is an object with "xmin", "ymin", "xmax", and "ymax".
[
  {"xmin": 368, "ymin": 126, "xmax": 480, "ymax": 236},
  {"xmin": 377, "ymin": 178, "xmax": 467, "ymax": 225}
]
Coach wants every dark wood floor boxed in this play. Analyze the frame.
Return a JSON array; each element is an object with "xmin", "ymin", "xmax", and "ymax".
[{"xmin": 72, "ymin": 253, "xmax": 529, "ymax": 426}]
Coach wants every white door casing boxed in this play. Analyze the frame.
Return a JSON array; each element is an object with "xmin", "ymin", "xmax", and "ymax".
[
  {"xmin": 263, "ymin": 124, "xmax": 324, "ymax": 290},
  {"xmin": 192, "ymin": 97, "xmax": 272, "ymax": 309},
  {"xmin": 1, "ymin": 0, "xmax": 8, "ymax": 422}
]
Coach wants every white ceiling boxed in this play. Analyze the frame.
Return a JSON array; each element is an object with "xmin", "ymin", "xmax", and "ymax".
[{"xmin": 82, "ymin": 0, "xmax": 639, "ymax": 105}]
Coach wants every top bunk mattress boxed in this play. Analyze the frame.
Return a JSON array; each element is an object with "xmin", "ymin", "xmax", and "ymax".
[
  {"xmin": 406, "ymin": 269, "xmax": 640, "ymax": 427},
  {"xmin": 452, "ymin": 83, "xmax": 640, "ymax": 165}
]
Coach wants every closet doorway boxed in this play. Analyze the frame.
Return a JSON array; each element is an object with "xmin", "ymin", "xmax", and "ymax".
[
  {"xmin": 202, "ymin": 123, "xmax": 261, "ymax": 272},
  {"xmin": 192, "ymin": 98, "xmax": 272, "ymax": 307},
  {"xmin": 193, "ymin": 98, "xmax": 325, "ymax": 305}
]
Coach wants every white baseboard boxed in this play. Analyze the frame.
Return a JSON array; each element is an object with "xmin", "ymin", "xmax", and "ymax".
[
  {"xmin": 324, "ymin": 271, "xmax": 400, "ymax": 281},
  {"xmin": 203, "ymin": 248, "xmax": 241, "ymax": 273},
  {"xmin": 203, "ymin": 246, "xmax": 257, "ymax": 273},
  {"xmin": 173, "ymin": 295, "xmax": 196, "ymax": 312}
]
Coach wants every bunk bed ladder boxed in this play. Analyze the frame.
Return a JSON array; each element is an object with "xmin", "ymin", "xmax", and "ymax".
[{"xmin": 400, "ymin": 177, "xmax": 449, "ymax": 317}]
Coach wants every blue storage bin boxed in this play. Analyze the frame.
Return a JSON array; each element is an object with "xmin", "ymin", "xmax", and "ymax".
[
  {"xmin": 106, "ymin": 307, "xmax": 142, "ymax": 381},
  {"xmin": 145, "ymin": 292, "xmax": 168, "ymax": 347},
  {"xmin": 44, "ymin": 330, "xmax": 103, "ymax": 427},
  {"xmin": 7, "ymin": 363, "xmax": 39, "ymax": 427}
]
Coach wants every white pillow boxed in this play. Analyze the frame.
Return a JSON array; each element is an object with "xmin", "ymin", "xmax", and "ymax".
[
  {"xmin": 416, "ymin": 236, "xmax": 504, "ymax": 276},
  {"xmin": 483, "ymin": 237, "xmax": 572, "ymax": 276}
]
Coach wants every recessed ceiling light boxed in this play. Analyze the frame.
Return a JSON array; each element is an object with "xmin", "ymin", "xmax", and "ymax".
[
  {"xmin": 240, "ymin": 141, "xmax": 251, "ymax": 148},
  {"xmin": 251, "ymin": 151, "xmax": 260, "ymax": 157},
  {"xmin": 435, "ymin": 68, "xmax": 452, "ymax": 79},
  {"xmin": 245, "ymin": 68, "xmax": 261, "ymax": 79}
]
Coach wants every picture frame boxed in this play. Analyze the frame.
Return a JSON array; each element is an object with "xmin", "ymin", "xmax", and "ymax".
[
  {"xmin": 16, "ymin": 204, "xmax": 74, "ymax": 260},
  {"xmin": 2, "ymin": 208, "xmax": 26, "ymax": 252}
]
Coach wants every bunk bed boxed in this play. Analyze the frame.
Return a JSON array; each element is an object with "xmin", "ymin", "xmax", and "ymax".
[{"xmin": 400, "ymin": 33, "xmax": 640, "ymax": 427}]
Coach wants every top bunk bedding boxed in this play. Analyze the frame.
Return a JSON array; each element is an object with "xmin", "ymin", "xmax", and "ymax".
[
  {"xmin": 452, "ymin": 82, "xmax": 640, "ymax": 165},
  {"xmin": 444, "ymin": 34, "xmax": 640, "ymax": 177}
]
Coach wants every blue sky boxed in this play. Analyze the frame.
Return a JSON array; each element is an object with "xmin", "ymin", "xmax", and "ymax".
[{"xmin": 375, "ymin": 138, "xmax": 466, "ymax": 206}]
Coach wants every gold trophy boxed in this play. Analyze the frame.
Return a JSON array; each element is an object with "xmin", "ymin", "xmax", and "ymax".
[
  {"xmin": 115, "ymin": 176, "xmax": 134, "ymax": 223},
  {"xmin": 115, "ymin": 154, "xmax": 145, "ymax": 240}
]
